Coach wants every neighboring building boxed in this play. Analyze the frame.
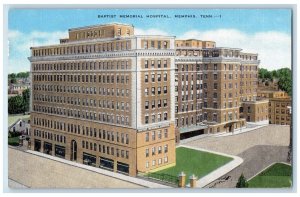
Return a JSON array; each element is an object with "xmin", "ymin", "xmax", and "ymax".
[
  {"xmin": 258, "ymin": 78, "xmax": 279, "ymax": 91},
  {"xmin": 8, "ymin": 118, "xmax": 30, "ymax": 135},
  {"xmin": 174, "ymin": 39, "xmax": 264, "ymax": 139},
  {"xmin": 8, "ymin": 84, "xmax": 30, "ymax": 95},
  {"xmin": 240, "ymin": 99, "xmax": 269, "ymax": 124},
  {"xmin": 257, "ymin": 90, "xmax": 291, "ymax": 125},
  {"xmin": 29, "ymin": 23, "xmax": 176, "ymax": 176}
]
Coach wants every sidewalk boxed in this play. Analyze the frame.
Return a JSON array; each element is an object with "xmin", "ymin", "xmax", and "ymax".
[
  {"xmin": 179, "ymin": 145, "xmax": 243, "ymax": 188},
  {"xmin": 26, "ymin": 150, "xmax": 170, "ymax": 188},
  {"xmin": 214, "ymin": 124, "xmax": 269, "ymax": 137}
]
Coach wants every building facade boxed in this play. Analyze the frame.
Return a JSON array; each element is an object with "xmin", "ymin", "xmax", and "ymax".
[
  {"xmin": 29, "ymin": 23, "xmax": 176, "ymax": 176},
  {"xmin": 257, "ymin": 90, "xmax": 291, "ymax": 125},
  {"xmin": 174, "ymin": 39, "xmax": 264, "ymax": 139}
]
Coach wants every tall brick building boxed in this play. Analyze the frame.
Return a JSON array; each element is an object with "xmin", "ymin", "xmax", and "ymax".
[
  {"xmin": 174, "ymin": 39, "xmax": 267, "ymax": 140},
  {"xmin": 29, "ymin": 23, "xmax": 265, "ymax": 177},
  {"xmin": 29, "ymin": 23, "xmax": 176, "ymax": 176}
]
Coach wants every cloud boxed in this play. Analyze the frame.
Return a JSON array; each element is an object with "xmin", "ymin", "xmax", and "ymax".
[
  {"xmin": 135, "ymin": 28, "xmax": 169, "ymax": 36},
  {"xmin": 179, "ymin": 29, "xmax": 291, "ymax": 70},
  {"xmin": 8, "ymin": 30, "xmax": 68, "ymax": 73}
]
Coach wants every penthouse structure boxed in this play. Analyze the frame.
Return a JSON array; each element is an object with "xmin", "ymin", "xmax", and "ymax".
[{"xmin": 29, "ymin": 23, "xmax": 176, "ymax": 176}]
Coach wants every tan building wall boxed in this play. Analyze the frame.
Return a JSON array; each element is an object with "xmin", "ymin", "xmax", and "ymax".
[
  {"xmin": 175, "ymin": 44, "xmax": 259, "ymax": 135},
  {"xmin": 240, "ymin": 100, "xmax": 269, "ymax": 122}
]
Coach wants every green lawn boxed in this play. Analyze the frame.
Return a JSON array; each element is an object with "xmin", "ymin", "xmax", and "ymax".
[
  {"xmin": 8, "ymin": 114, "xmax": 30, "ymax": 126},
  {"xmin": 248, "ymin": 163, "xmax": 292, "ymax": 188},
  {"xmin": 147, "ymin": 147, "xmax": 233, "ymax": 184},
  {"xmin": 8, "ymin": 136, "xmax": 20, "ymax": 146}
]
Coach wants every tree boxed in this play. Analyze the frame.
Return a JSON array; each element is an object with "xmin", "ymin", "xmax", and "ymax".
[
  {"xmin": 22, "ymin": 88, "xmax": 30, "ymax": 112},
  {"xmin": 236, "ymin": 173, "xmax": 248, "ymax": 188},
  {"xmin": 8, "ymin": 73, "xmax": 16, "ymax": 79},
  {"xmin": 16, "ymin": 71, "xmax": 29, "ymax": 78},
  {"xmin": 8, "ymin": 95, "xmax": 24, "ymax": 114},
  {"xmin": 277, "ymin": 68, "xmax": 292, "ymax": 96}
]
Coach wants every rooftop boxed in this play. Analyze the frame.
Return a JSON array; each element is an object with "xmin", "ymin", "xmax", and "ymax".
[{"xmin": 68, "ymin": 22, "xmax": 134, "ymax": 31}]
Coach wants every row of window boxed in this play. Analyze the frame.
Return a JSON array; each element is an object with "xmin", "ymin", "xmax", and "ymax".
[
  {"xmin": 33, "ymin": 74, "xmax": 130, "ymax": 84},
  {"xmin": 33, "ymin": 95, "xmax": 130, "ymax": 111},
  {"xmin": 33, "ymin": 117, "xmax": 129, "ymax": 144},
  {"xmin": 176, "ymin": 64, "xmax": 258, "ymax": 72},
  {"xmin": 144, "ymin": 86, "xmax": 168, "ymax": 96},
  {"xmin": 144, "ymin": 99, "xmax": 168, "ymax": 110},
  {"xmin": 145, "ymin": 129, "xmax": 169, "ymax": 142},
  {"xmin": 33, "ymin": 129, "xmax": 66, "ymax": 144},
  {"xmin": 146, "ymin": 157, "xmax": 168, "ymax": 168},
  {"xmin": 33, "ymin": 105, "xmax": 130, "ymax": 126},
  {"xmin": 143, "ymin": 40, "xmax": 169, "ymax": 49},
  {"xmin": 143, "ymin": 59, "xmax": 168, "ymax": 69},
  {"xmin": 144, "ymin": 112, "xmax": 168, "ymax": 124},
  {"xmin": 145, "ymin": 145, "xmax": 168, "ymax": 157},
  {"xmin": 81, "ymin": 140, "xmax": 129, "ymax": 159},
  {"xmin": 32, "ymin": 60, "xmax": 131, "ymax": 71},
  {"xmin": 33, "ymin": 85, "xmax": 130, "ymax": 97},
  {"xmin": 32, "ymin": 41, "xmax": 131, "ymax": 57},
  {"xmin": 144, "ymin": 73, "xmax": 168, "ymax": 83}
]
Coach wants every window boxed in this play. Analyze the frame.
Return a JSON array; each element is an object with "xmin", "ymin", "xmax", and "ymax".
[
  {"xmin": 151, "ymin": 87, "xmax": 155, "ymax": 95},
  {"xmin": 163, "ymin": 41, "xmax": 167, "ymax": 49},
  {"xmin": 144, "ymin": 60, "xmax": 148, "ymax": 68},
  {"xmin": 151, "ymin": 41, "xmax": 155, "ymax": 48},
  {"xmin": 152, "ymin": 131, "xmax": 156, "ymax": 140},
  {"xmin": 164, "ymin": 129, "xmax": 168, "ymax": 138},
  {"xmin": 164, "ymin": 86, "xmax": 167, "ymax": 94},
  {"xmin": 158, "ymin": 146, "xmax": 162, "ymax": 154},
  {"xmin": 164, "ymin": 145, "xmax": 168, "ymax": 153},
  {"xmin": 152, "ymin": 100, "xmax": 155, "ymax": 108},
  {"xmin": 158, "ymin": 130, "xmax": 162, "ymax": 139},
  {"xmin": 117, "ymin": 28, "xmax": 121, "ymax": 36},
  {"xmin": 151, "ymin": 74, "xmax": 155, "ymax": 82},
  {"xmin": 145, "ymin": 101, "xmax": 149, "ymax": 110},
  {"xmin": 152, "ymin": 160, "xmax": 156, "ymax": 166},
  {"xmin": 145, "ymin": 115, "xmax": 149, "ymax": 124},
  {"xmin": 144, "ymin": 88, "xmax": 149, "ymax": 96},
  {"xmin": 145, "ymin": 132, "xmax": 149, "ymax": 142},
  {"xmin": 145, "ymin": 149, "xmax": 149, "ymax": 157},
  {"xmin": 164, "ymin": 112, "xmax": 168, "ymax": 120},
  {"xmin": 152, "ymin": 147, "xmax": 156, "ymax": 155},
  {"xmin": 145, "ymin": 74, "xmax": 148, "ymax": 82}
]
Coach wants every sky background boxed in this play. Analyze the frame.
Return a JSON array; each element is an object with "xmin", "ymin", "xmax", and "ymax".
[{"xmin": 7, "ymin": 8, "xmax": 292, "ymax": 73}]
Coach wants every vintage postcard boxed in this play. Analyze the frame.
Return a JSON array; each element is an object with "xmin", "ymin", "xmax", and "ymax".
[{"xmin": 5, "ymin": 6, "xmax": 293, "ymax": 191}]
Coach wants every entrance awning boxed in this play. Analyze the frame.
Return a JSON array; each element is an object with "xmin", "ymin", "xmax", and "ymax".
[
  {"xmin": 179, "ymin": 124, "xmax": 208, "ymax": 134},
  {"xmin": 223, "ymin": 120, "xmax": 240, "ymax": 128}
]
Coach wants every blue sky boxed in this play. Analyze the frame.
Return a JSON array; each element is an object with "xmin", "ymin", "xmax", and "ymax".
[{"xmin": 7, "ymin": 8, "xmax": 292, "ymax": 73}]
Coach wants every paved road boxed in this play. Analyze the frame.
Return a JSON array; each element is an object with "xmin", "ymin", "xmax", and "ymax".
[
  {"xmin": 183, "ymin": 125, "xmax": 290, "ymax": 155},
  {"xmin": 206, "ymin": 145, "xmax": 289, "ymax": 188}
]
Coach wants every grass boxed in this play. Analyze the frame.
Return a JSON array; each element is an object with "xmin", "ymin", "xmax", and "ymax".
[
  {"xmin": 248, "ymin": 163, "xmax": 292, "ymax": 188},
  {"xmin": 8, "ymin": 136, "xmax": 20, "ymax": 146},
  {"xmin": 147, "ymin": 147, "xmax": 233, "ymax": 184},
  {"xmin": 8, "ymin": 114, "xmax": 30, "ymax": 126}
]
